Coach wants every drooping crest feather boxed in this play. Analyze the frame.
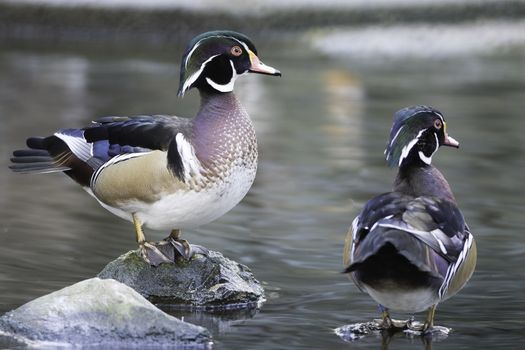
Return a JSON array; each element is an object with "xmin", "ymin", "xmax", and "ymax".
[
  {"xmin": 177, "ymin": 30, "xmax": 256, "ymax": 96},
  {"xmin": 384, "ymin": 106, "xmax": 443, "ymax": 167}
]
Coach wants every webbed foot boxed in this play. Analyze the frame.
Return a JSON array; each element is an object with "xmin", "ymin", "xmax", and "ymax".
[
  {"xmin": 139, "ymin": 237, "xmax": 209, "ymax": 267},
  {"xmin": 133, "ymin": 220, "xmax": 209, "ymax": 266},
  {"xmin": 166, "ymin": 236, "xmax": 209, "ymax": 260},
  {"xmin": 139, "ymin": 240, "xmax": 175, "ymax": 266},
  {"xmin": 138, "ymin": 239, "xmax": 209, "ymax": 266}
]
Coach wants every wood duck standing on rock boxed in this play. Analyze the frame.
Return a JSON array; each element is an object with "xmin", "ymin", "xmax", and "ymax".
[
  {"xmin": 10, "ymin": 30, "xmax": 281, "ymax": 266},
  {"xmin": 343, "ymin": 106, "xmax": 477, "ymax": 333}
]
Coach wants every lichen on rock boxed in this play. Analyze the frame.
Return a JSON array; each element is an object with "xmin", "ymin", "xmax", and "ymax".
[{"xmin": 98, "ymin": 250, "xmax": 264, "ymax": 310}]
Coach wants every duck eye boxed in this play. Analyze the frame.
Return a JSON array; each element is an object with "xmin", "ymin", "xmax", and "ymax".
[
  {"xmin": 231, "ymin": 46, "xmax": 243, "ymax": 57},
  {"xmin": 434, "ymin": 119, "xmax": 443, "ymax": 129}
]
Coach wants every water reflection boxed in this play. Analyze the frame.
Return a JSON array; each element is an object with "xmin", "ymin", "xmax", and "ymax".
[
  {"xmin": 160, "ymin": 306, "xmax": 260, "ymax": 336},
  {"xmin": 337, "ymin": 326, "xmax": 448, "ymax": 350}
]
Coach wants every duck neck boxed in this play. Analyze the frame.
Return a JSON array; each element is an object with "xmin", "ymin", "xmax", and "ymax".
[
  {"xmin": 393, "ymin": 164, "xmax": 456, "ymax": 203},
  {"xmin": 192, "ymin": 90, "xmax": 256, "ymax": 167}
]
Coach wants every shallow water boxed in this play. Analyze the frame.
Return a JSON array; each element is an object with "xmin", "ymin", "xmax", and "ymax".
[{"xmin": 1, "ymin": 31, "xmax": 524, "ymax": 349}]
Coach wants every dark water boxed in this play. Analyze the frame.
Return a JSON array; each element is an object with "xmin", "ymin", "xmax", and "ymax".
[{"xmin": 1, "ymin": 33, "xmax": 524, "ymax": 350}]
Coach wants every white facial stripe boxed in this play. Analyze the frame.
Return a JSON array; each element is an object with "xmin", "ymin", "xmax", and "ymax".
[
  {"xmin": 205, "ymin": 60, "xmax": 238, "ymax": 93},
  {"xmin": 389, "ymin": 125, "xmax": 405, "ymax": 148},
  {"xmin": 181, "ymin": 54, "xmax": 220, "ymax": 96},
  {"xmin": 184, "ymin": 35, "xmax": 249, "ymax": 70},
  {"xmin": 434, "ymin": 111, "xmax": 445, "ymax": 123},
  {"xmin": 386, "ymin": 125, "xmax": 405, "ymax": 159},
  {"xmin": 399, "ymin": 128, "xmax": 426, "ymax": 167},
  {"xmin": 182, "ymin": 34, "xmax": 251, "ymax": 95},
  {"xmin": 184, "ymin": 40, "xmax": 202, "ymax": 69},
  {"xmin": 236, "ymin": 40, "xmax": 250, "ymax": 54}
]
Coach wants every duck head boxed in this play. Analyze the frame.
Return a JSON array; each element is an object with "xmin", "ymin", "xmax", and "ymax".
[
  {"xmin": 384, "ymin": 106, "xmax": 459, "ymax": 168},
  {"xmin": 178, "ymin": 30, "xmax": 281, "ymax": 96}
]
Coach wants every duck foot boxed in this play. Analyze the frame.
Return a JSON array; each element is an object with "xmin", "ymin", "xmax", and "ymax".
[
  {"xmin": 372, "ymin": 318, "xmax": 450, "ymax": 333},
  {"xmin": 139, "ymin": 239, "xmax": 209, "ymax": 267},
  {"xmin": 166, "ymin": 236, "xmax": 209, "ymax": 261},
  {"xmin": 139, "ymin": 241, "xmax": 175, "ymax": 267},
  {"xmin": 405, "ymin": 321, "xmax": 451, "ymax": 338},
  {"xmin": 373, "ymin": 317, "xmax": 411, "ymax": 331},
  {"xmin": 335, "ymin": 320, "xmax": 450, "ymax": 343}
]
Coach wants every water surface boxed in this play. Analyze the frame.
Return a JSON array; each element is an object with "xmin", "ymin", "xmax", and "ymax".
[{"xmin": 0, "ymin": 32, "xmax": 524, "ymax": 349}]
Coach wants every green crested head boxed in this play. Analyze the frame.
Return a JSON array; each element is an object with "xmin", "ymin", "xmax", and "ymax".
[
  {"xmin": 177, "ymin": 30, "xmax": 281, "ymax": 97},
  {"xmin": 384, "ymin": 106, "xmax": 459, "ymax": 168}
]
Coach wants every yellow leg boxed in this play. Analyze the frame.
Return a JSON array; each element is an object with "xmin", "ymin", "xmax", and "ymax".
[
  {"xmin": 376, "ymin": 305, "xmax": 393, "ymax": 329},
  {"xmin": 167, "ymin": 228, "xmax": 209, "ymax": 259},
  {"xmin": 133, "ymin": 213, "xmax": 173, "ymax": 266},
  {"xmin": 423, "ymin": 304, "xmax": 437, "ymax": 332},
  {"xmin": 382, "ymin": 309, "xmax": 393, "ymax": 328},
  {"xmin": 169, "ymin": 229, "xmax": 190, "ymax": 257},
  {"xmin": 170, "ymin": 229, "xmax": 181, "ymax": 240},
  {"xmin": 132, "ymin": 213, "xmax": 146, "ymax": 244}
]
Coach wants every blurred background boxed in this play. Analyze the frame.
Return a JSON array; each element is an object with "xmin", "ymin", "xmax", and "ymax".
[{"xmin": 1, "ymin": 0, "xmax": 524, "ymax": 349}]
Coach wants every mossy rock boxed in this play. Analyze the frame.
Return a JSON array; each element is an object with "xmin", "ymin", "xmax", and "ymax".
[{"xmin": 98, "ymin": 250, "xmax": 264, "ymax": 310}]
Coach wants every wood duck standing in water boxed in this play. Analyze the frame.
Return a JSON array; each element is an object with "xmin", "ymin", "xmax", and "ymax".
[
  {"xmin": 10, "ymin": 30, "xmax": 281, "ymax": 266},
  {"xmin": 343, "ymin": 106, "xmax": 477, "ymax": 333}
]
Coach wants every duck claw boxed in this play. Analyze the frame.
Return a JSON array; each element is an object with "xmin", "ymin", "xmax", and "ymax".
[
  {"xmin": 139, "ymin": 241, "xmax": 174, "ymax": 267},
  {"xmin": 168, "ymin": 237, "xmax": 209, "ymax": 260},
  {"xmin": 138, "ymin": 237, "xmax": 209, "ymax": 266}
]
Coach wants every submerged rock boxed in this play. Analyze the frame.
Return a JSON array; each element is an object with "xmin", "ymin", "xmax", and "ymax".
[
  {"xmin": 0, "ymin": 278, "xmax": 211, "ymax": 348},
  {"xmin": 98, "ymin": 250, "xmax": 264, "ymax": 309},
  {"xmin": 335, "ymin": 319, "xmax": 450, "ymax": 342}
]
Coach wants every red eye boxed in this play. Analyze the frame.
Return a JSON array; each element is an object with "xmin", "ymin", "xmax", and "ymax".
[
  {"xmin": 434, "ymin": 119, "xmax": 443, "ymax": 129},
  {"xmin": 231, "ymin": 46, "xmax": 243, "ymax": 57}
]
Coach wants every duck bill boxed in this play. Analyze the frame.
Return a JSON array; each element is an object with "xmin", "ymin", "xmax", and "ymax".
[
  {"xmin": 248, "ymin": 50, "xmax": 281, "ymax": 76},
  {"xmin": 443, "ymin": 133, "xmax": 460, "ymax": 148}
]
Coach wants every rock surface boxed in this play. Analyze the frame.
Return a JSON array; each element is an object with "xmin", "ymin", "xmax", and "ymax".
[
  {"xmin": 0, "ymin": 278, "xmax": 211, "ymax": 348},
  {"xmin": 335, "ymin": 319, "xmax": 450, "ymax": 342},
  {"xmin": 98, "ymin": 250, "xmax": 264, "ymax": 309}
]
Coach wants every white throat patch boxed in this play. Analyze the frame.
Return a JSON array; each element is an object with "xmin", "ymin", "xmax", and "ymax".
[
  {"xmin": 205, "ymin": 60, "xmax": 238, "ymax": 93},
  {"xmin": 418, "ymin": 132, "xmax": 439, "ymax": 165},
  {"xmin": 180, "ymin": 34, "xmax": 250, "ymax": 96}
]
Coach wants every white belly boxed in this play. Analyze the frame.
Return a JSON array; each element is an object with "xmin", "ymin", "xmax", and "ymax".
[
  {"xmin": 93, "ymin": 163, "xmax": 256, "ymax": 231},
  {"xmin": 364, "ymin": 284, "xmax": 439, "ymax": 313}
]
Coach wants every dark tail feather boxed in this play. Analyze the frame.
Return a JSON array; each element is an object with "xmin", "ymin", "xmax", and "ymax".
[
  {"xmin": 10, "ymin": 135, "xmax": 94, "ymax": 186},
  {"xmin": 26, "ymin": 136, "xmax": 47, "ymax": 149},
  {"xmin": 9, "ymin": 137, "xmax": 71, "ymax": 174},
  {"xmin": 353, "ymin": 228, "xmax": 442, "ymax": 278},
  {"xmin": 342, "ymin": 264, "xmax": 358, "ymax": 274},
  {"xmin": 13, "ymin": 149, "xmax": 49, "ymax": 157}
]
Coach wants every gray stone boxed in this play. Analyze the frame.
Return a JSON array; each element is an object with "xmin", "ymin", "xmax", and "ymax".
[
  {"xmin": 98, "ymin": 250, "xmax": 264, "ymax": 310},
  {"xmin": 0, "ymin": 278, "xmax": 211, "ymax": 348}
]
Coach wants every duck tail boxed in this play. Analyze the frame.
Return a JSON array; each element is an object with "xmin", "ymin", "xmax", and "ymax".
[
  {"xmin": 9, "ymin": 137, "xmax": 71, "ymax": 174},
  {"xmin": 350, "ymin": 227, "xmax": 443, "ymax": 278}
]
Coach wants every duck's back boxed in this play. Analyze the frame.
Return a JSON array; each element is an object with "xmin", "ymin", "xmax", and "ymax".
[{"xmin": 345, "ymin": 178, "xmax": 476, "ymax": 312}]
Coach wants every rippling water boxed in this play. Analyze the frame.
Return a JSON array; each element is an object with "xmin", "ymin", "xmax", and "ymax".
[{"xmin": 1, "ymin": 30, "xmax": 524, "ymax": 349}]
